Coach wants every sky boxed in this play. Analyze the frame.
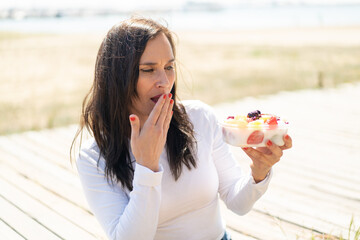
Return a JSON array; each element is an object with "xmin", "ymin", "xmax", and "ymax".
[
  {"xmin": 3, "ymin": 0, "xmax": 182, "ymax": 10},
  {"xmin": 1, "ymin": 0, "xmax": 360, "ymax": 10}
]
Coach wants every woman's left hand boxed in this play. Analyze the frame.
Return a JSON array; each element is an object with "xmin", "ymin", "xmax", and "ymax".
[{"xmin": 242, "ymin": 134, "xmax": 292, "ymax": 183}]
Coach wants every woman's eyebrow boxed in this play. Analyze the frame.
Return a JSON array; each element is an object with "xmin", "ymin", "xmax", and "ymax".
[{"xmin": 139, "ymin": 59, "xmax": 175, "ymax": 66}]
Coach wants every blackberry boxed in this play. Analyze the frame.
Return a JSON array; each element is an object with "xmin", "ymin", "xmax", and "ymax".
[{"xmin": 247, "ymin": 110, "xmax": 261, "ymax": 120}]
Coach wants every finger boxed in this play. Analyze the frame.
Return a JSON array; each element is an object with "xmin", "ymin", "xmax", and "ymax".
[
  {"xmin": 163, "ymin": 98, "xmax": 174, "ymax": 131},
  {"xmin": 129, "ymin": 114, "xmax": 140, "ymax": 140},
  {"xmin": 280, "ymin": 134, "xmax": 292, "ymax": 150},
  {"xmin": 242, "ymin": 147, "xmax": 272, "ymax": 166},
  {"xmin": 148, "ymin": 94, "xmax": 167, "ymax": 125},
  {"xmin": 156, "ymin": 93, "xmax": 172, "ymax": 126},
  {"xmin": 265, "ymin": 140, "xmax": 283, "ymax": 159}
]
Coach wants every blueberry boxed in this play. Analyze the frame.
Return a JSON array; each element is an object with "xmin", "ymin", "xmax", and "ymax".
[{"xmin": 247, "ymin": 110, "xmax": 261, "ymax": 120}]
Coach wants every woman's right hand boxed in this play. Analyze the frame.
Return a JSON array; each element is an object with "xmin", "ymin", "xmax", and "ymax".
[{"xmin": 129, "ymin": 93, "xmax": 174, "ymax": 172}]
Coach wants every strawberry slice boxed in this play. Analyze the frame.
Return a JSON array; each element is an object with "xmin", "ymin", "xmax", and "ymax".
[
  {"xmin": 265, "ymin": 116, "xmax": 278, "ymax": 129},
  {"xmin": 247, "ymin": 130, "xmax": 264, "ymax": 145},
  {"xmin": 265, "ymin": 116, "xmax": 278, "ymax": 125}
]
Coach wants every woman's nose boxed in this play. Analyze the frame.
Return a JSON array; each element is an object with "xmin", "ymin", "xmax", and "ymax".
[{"xmin": 155, "ymin": 70, "xmax": 170, "ymax": 88}]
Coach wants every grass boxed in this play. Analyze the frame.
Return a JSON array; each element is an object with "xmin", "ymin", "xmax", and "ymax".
[
  {"xmin": 311, "ymin": 216, "xmax": 360, "ymax": 240},
  {"xmin": 177, "ymin": 43, "xmax": 360, "ymax": 104},
  {"xmin": 1, "ymin": 27, "xmax": 360, "ymax": 134},
  {"xmin": 0, "ymin": 32, "xmax": 101, "ymax": 134}
]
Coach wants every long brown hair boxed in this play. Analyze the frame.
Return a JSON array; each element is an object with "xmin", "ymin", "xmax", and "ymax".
[{"xmin": 71, "ymin": 17, "xmax": 197, "ymax": 191}]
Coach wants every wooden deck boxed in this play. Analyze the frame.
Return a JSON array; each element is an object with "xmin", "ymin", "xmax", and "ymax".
[{"xmin": 1, "ymin": 83, "xmax": 359, "ymax": 240}]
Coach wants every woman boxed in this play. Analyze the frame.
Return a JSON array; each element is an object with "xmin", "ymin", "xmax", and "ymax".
[{"xmin": 72, "ymin": 17, "xmax": 292, "ymax": 240}]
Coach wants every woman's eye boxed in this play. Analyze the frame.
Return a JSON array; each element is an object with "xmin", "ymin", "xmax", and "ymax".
[
  {"xmin": 141, "ymin": 69, "xmax": 154, "ymax": 73},
  {"xmin": 165, "ymin": 66, "xmax": 174, "ymax": 71}
]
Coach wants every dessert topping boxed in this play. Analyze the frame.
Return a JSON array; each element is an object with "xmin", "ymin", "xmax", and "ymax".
[{"xmin": 247, "ymin": 110, "xmax": 261, "ymax": 120}]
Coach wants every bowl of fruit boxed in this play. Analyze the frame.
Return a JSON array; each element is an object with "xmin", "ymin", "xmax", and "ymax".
[{"xmin": 219, "ymin": 110, "xmax": 289, "ymax": 147}]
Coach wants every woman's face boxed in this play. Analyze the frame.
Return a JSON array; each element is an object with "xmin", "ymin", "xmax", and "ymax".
[{"xmin": 129, "ymin": 32, "xmax": 175, "ymax": 123}]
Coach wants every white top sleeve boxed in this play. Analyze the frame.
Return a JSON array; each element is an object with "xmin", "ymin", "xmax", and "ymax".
[
  {"xmin": 76, "ymin": 144, "xmax": 163, "ymax": 240},
  {"xmin": 76, "ymin": 101, "xmax": 273, "ymax": 240},
  {"xmin": 207, "ymin": 103, "xmax": 272, "ymax": 215}
]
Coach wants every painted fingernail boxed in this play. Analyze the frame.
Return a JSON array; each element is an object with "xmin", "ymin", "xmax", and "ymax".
[
  {"xmin": 243, "ymin": 147, "xmax": 248, "ymax": 150},
  {"xmin": 285, "ymin": 135, "xmax": 290, "ymax": 140},
  {"xmin": 171, "ymin": 111, "xmax": 173, "ymax": 115},
  {"xmin": 267, "ymin": 140, "xmax": 273, "ymax": 147},
  {"xmin": 168, "ymin": 93, "xmax": 172, "ymax": 98},
  {"xmin": 170, "ymin": 99, "xmax": 174, "ymax": 104},
  {"xmin": 163, "ymin": 94, "xmax": 167, "ymax": 99},
  {"xmin": 130, "ymin": 116, "xmax": 136, "ymax": 121}
]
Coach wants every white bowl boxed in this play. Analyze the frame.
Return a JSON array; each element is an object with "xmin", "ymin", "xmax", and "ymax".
[{"xmin": 219, "ymin": 121, "xmax": 289, "ymax": 147}]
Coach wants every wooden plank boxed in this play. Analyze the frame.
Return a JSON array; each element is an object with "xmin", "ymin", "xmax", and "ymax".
[
  {"xmin": 220, "ymin": 202, "xmax": 316, "ymax": 240},
  {"xmin": 44, "ymin": 124, "xmax": 90, "ymax": 149},
  {"xmin": 0, "ymin": 163, "xmax": 107, "ymax": 239},
  {"xmin": 213, "ymin": 84, "xmax": 360, "ymax": 239},
  {"xmin": 268, "ymin": 175, "xmax": 360, "ymax": 216},
  {"xmin": 231, "ymin": 152, "xmax": 360, "ymax": 215},
  {"xmin": 232, "ymin": 148, "xmax": 360, "ymax": 203},
  {"xmin": 7, "ymin": 133, "xmax": 76, "ymax": 173},
  {"xmin": 0, "ymin": 219, "xmax": 25, "ymax": 240},
  {"xmin": 23, "ymin": 128, "xmax": 76, "ymax": 157},
  {"xmin": 18, "ymin": 126, "xmax": 91, "ymax": 167},
  {"xmin": 0, "ymin": 196, "xmax": 61, "ymax": 240},
  {"xmin": 277, "ymin": 151, "xmax": 360, "ymax": 188},
  {"xmin": 0, "ymin": 147, "xmax": 89, "ymax": 210},
  {"xmin": 0, "ymin": 137, "xmax": 82, "ymax": 190},
  {"xmin": 275, "ymin": 164, "xmax": 360, "ymax": 202},
  {"xmin": 0, "ymin": 178, "xmax": 98, "ymax": 239},
  {"xmin": 281, "ymin": 150, "xmax": 360, "ymax": 184},
  {"xmin": 226, "ymin": 228, "xmax": 258, "ymax": 240},
  {"xmin": 258, "ymin": 192, "xmax": 349, "ymax": 236},
  {"xmin": 226, "ymin": 162, "xmax": 360, "ymax": 234},
  {"xmin": 229, "ymin": 151, "xmax": 359, "ymax": 237}
]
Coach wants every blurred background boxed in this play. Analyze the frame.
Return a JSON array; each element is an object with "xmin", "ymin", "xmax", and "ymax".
[{"xmin": 1, "ymin": 0, "xmax": 360, "ymax": 134}]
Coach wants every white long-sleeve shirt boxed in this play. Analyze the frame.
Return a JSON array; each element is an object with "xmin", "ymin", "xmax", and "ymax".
[{"xmin": 76, "ymin": 100, "xmax": 272, "ymax": 240}]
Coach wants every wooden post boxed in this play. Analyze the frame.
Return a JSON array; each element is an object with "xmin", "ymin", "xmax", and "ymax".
[{"xmin": 318, "ymin": 71, "xmax": 324, "ymax": 88}]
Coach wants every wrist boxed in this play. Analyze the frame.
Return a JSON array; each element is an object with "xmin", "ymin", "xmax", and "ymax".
[
  {"xmin": 251, "ymin": 168, "xmax": 271, "ymax": 183},
  {"xmin": 137, "ymin": 160, "xmax": 160, "ymax": 172}
]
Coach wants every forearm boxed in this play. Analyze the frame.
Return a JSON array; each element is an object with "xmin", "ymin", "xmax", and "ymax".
[
  {"xmin": 225, "ymin": 170, "xmax": 272, "ymax": 215},
  {"xmin": 251, "ymin": 166, "xmax": 271, "ymax": 183},
  {"xmin": 77, "ymin": 152, "xmax": 163, "ymax": 240},
  {"xmin": 106, "ymin": 164, "xmax": 163, "ymax": 239},
  {"xmin": 111, "ymin": 181, "xmax": 162, "ymax": 239}
]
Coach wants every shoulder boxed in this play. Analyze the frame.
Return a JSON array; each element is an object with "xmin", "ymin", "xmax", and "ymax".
[
  {"xmin": 79, "ymin": 138, "xmax": 100, "ymax": 158},
  {"xmin": 76, "ymin": 138, "xmax": 106, "ymax": 171},
  {"xmin": 180, "ymin": 100, "xmax": 219, "ymax": 130},
  {"xmin": 181, "ymin": 100, "xmax": 216, "ymax": 119}
]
